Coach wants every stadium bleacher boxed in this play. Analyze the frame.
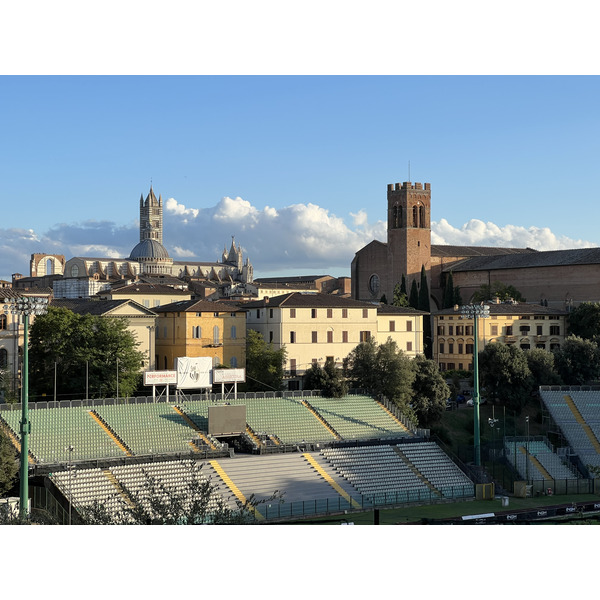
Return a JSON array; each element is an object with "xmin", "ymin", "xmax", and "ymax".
[{"xmin": 0, "ymin": 392, "xmax": 477, "ymax": 522}]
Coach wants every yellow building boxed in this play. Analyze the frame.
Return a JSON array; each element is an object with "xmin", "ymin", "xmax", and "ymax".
[
  {"xmin": 433, "ymin": 301, "xmax": 568, "ymax": 371},
  {"xmin": 244, "ymin": 292, "xmax": 425, "ymax": 389},
  {"xmin": 154, "ymin": 299, "xmax": 246, "ymax": 371}
]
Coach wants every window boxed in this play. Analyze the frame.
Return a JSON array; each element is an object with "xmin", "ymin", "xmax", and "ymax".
[
  {"xmin": 342, "ymin": 331, "xmax": 348, "ymax": 343},
  {"xmin": 290, "ymin": 308, "xmax": 296, "ymax": 318},
  {"xmin": 213, "ymin": 326, "xmax": 220, "ymax": 345},
  {"xmin": 256, "ymin": 309, "xmax": 260, "ymax": 318},
  {"xmin": 290, "ymin": 359, "xmax": 297, "ymax": 377},
  {"xmin": 360, "ymin": 331, "xmax": 370, "ymax": 342},
  {"xmin": 214, "ymin": 312, "xmax": 219, "ymax": 317},
  {"xmin": 327, "ymin": 330, "xmax": 333, "ymax": 343},
  {"xmin": 506, "ymin": 325, "xmax": 513, "ymax": 336},
  {"xmin": 327, "ymin": 308, "xmax": 333, "ymax": 318},
  {"xmin": 537, "ymin": 325, "xmax": 543, "ymax": 335},
  {"xmin": 406, "ymin": 320, "xmax": 412, "ymax": 332},
  {"xmin": 439, "ymin": 342, "xmax": 445, "ymax": 354},
  {"xmin": 290, "ymin": 331, "xmax": 296, "ymax": 344},
  {"xmin": 311, "ymin": 309, "xmax": 317, "ymax": 319},
  {"xmin": 312, "ymin": 331, "xmax": 318, "ymax": 343},
  {"xmin": 550, "ymin": 325, "xmax": 560, "ymax": 335},
  {"xmin": 406, "ymin": 341, "xmax": 412, "ymax": 352},
  {"xmin": 312, "ymin": 358, "xmax": 318, "ymax": 365},
  {"xmin": 362, "ymin": 308, "xmax": 368, "ymax": 318},
  {"xmin": 491, "ymin": 325, "xmax": 498, "ymax": 336},
  {"xmin": 0, "ymin": 348, "xmax": 7, "ymax": 368},
  {"xmin": 0, "ymin": 314, "xmax": 6, "ymax": 330},
  {"xmin": 269, "ymin": 331, "xmax": 273, "ymax": 343},
  {"xmin": 466, "ymin": 344, "xmax": 474, "ymax": 354},
  {"xmin": 412, "ymin": 205, "xmax": 418, "ymax": 227},
  {"xmin": 342, "ymin": 309, "xmax": 348, "ymax": 319},
  {"xmin": 456, "ymin": 325, "xmax": 464, "ymax": 335},
  {"xmin": 389, "ymin": 320, "xmax": 395, "ymax": 332},
  {"xmin": 231, "ymin": 325, "xmax": 237, "ymax": 339},
  {"xmin": 230, "ymin": 356, "xmax": 238, "ymax": 368},
  {"xmin": 368, "ymin": 274, "xmax": 380, "ymax": 295},
  {"xmin": 466, "ymin": 325, "xmax": 473, "ymax": 335},
  {"xmin": 448, "ymin": 343, "xmax": 454, "ymax": 354},
  {"xmin": 448, "ymin": 326, "xmax": 454, "ymax": 335},
  {"xmin": 458, "ymin": 343, "xmax": 464, "ymax": 354},
  {"xmin": 437, "ymin": 325, "xmax": 445, "ymax": 335},
  {"xmin": 192, "ymin": 325, "xmax": 202, "ymax": 339},
  {"xmin": 269, "ymin": 308, "xmax": 274, "ymax": 318},
  {"xmin": 447, "ymin": 363, "xmax": 455, "ymax": 371}
]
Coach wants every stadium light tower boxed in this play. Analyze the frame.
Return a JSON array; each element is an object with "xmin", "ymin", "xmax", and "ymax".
[
  {"xmin": 3, "ymin": 294, "xmax": 49, "ymax": 519},
  {"xmin": 458, "ymin": 302, "xmax": 490, "ymax": 467}
]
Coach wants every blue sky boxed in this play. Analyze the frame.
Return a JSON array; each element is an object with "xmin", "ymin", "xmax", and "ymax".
[{"xmin": 1, "ymin": 5, "xmax": 600, "ymax": 283}]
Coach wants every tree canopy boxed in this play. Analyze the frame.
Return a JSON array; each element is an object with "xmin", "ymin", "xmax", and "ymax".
[
  {"xmin": 244, "ymin": 329, "xmax": 287, "ymax": 392},
  {"xmin": 0, "ymin": 429, "xmax": 19, "ymax": 497},
  {"xmin": 28, "ymin": 307, "xmax": 145, "ymax": 400},
  {"xmin": 478, "ymin": 342, "xmax": 532, "ymax": 412},
  {"xmin": 553, "ymin": 335, "xmax": 600, "ymax": 385},
  {"xmin": 345, "ymin": 337, "xmax": 415, "ymax": 414},
  {"xmin": 567, "ymin": 302, "xmax": 600, "ymax": 342},
  {"xmin": 303, "ymin": 358, "xmax": 348, "ymax": 398},
  {"xmin": 410, "ymin": 355, "xmax": 450, "ymax": 426},
  {"xmin": 471, "ymin": 282, "xmax": 525, "ymax": 303}
]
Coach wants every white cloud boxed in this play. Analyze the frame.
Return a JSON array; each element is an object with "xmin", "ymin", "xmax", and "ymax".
[
  {"xmin": 431, "ymin": 218, "xmax": 596, "ymax": 251},
  {"xmin": 2, "ymin": 198, "xmax": 597, "ymax": 282}
]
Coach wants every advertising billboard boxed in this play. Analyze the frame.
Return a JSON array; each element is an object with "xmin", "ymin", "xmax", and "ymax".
[
  {"xmin": 212, "ymin": 368, "xmax": 246, "ymax": 384},
  {"xmin": 143, "ymin": 370, "xmax": 177, "ymax": 386},
  {"xmin": 175, "ymin": 356, "xmax": 213, "ymax": 389}
]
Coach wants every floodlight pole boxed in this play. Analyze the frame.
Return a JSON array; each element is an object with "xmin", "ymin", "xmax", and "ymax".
[
  {"xmin": 458, "ymin": 303, "xmax": 490, "ymax": 467},
  {"xmin": 3, "ymin": 295, "xmax": 48, "ymax": 520}
]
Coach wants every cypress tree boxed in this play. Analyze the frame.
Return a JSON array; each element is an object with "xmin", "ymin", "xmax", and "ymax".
[
  {"xmin": 409, "ymin": 279, "xmax": 419, "ymax": 309},
  {"xmin": 418, "ymin": 265, "xmax": 433, "ymax": 359}
]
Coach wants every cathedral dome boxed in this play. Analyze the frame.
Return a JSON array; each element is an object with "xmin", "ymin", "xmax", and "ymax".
[{"xmin": 129, "ymin": 239, "xmax": 171, "ymax": 261}]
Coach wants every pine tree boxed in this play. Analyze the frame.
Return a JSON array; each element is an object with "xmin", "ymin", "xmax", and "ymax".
[
  {"xmin": 409, "ymin": 279, "xmax": 419, "ymax": 309},
  {"xmin": 418, "ymin": 265, "xmax": 432, "ymax": 359},
  {"xmin": 443, "ymin": 272, "xmax": 455, "ymax": 309}
]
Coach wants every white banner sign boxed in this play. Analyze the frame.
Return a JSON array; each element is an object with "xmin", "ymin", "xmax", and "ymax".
[
  {"xmin": 144, "ymin": 370, "xmax": 177, "ymax": 386},
  {"xmin": 176, "ymin": 356, "xmax": 213, "ymax": 389},
  {"xmin": 213, "ymin": 368, "xmax": 246, "ymax": 383}
]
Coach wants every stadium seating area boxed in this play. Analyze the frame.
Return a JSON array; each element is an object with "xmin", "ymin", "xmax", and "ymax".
[
  {"xmin": 48, "ymin": 441, "xmax": 475, "ymax": 521},
  {"xmin": 540, "ymin": 387, "xmax": 600, "ymax": 470},
  {"xmin": 1, "ymin": 393, "xmax": 477, "ymax": 521},
  {"xmin": 504, "ymin": 439, "xmax": 579, "ymax": 481}
]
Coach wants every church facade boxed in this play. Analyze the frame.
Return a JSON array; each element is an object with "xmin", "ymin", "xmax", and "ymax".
[{"xmin": 352, "ymin": 181, "xmax": 600, "ymax": 311}]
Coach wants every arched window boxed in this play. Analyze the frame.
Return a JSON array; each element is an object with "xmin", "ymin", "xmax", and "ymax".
[
  {"xmin": 392, "ymin": 204, "xmax": 402, "ymax": 229},
  {"xmin": 46, "ymin": 258, "xmax": 53, "ymax": 275},
  {"xmin": 70, "ymin": 265, "xmax": 79, "ymax": 277},
  {"xmin": 231, "ymin": 325, "xmax": 237, "ymax": 340},
  {"xmin": 419, "ymin": 205, "xmax": 426, "ymax": 228},
  {"xmin": 412, "ymin": 206, "xmax": 418, "ymax": 227},
  {"xmin": 213, "ymin": 325, "xmax": 220, "ymax": 345},
  {"xmin": 0, "ymin": 348, "xmax": 8, "ymax": 368},
  {"xmin": 230, "ymin": 356, "xmax": 238, "ymax": 368}
]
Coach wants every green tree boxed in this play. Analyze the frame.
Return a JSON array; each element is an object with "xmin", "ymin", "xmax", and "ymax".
[
  {"xmin": 303, "ymin": 362, "xmax": 328, "ymax": 391},
  {"xmin": 410, "ymin": 355, "xmax": 450, "ymax": 426},
  {"xmin": 443, "ymin": 271, "xmax": 455, "ymax": 309},
  {"xmin": 346, "ymin": 337, "xmax": 414, "ymax": 410},
  {"xmin": 0, "ymin": 429, "xmax": 19, "ymax": 497},
  {"xmin": 28, "ymin": 307, "xmax": 144, "ymax": 400},
  {"xmin": 408, "ymin": 279, "xmax": 419, "ymax": 309},
  {"xmin": 321, "ymin": 357, "xmax": 348, "ymax": 398},
  {"xmin": 525, "ymin": 347, "xmax": 562, "ymax": 387},
  {"xmin": 472, "ymin": 282, "xmax": 525, "ymax": 303},
  {"xmin": 553, "ymin": 336, "xmax": 600, "ymax": 385},
  {"xmin": 567, "ymin": 302, "xmax": 600, "ymax": 341},
  {"xmin": 244, "ymin": 329, "xmax": 287, "ymax": 392},
  {"xmin": 418, "ymin": 265, "xmax": 432, "ymax": 358},
  {"xmin": 478, "ymin": 343, "xmax": 532, "ymax": 412},
  {"xmin": 392, "ymin": 282, "xmax": 409, "ymax": 307}
]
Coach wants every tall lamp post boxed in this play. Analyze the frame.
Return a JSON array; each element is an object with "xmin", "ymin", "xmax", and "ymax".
[
  {"xmin": 458, "ymin": 303, "xmax": 490, "ymax": 466},
  {"xmin": 3, "ymin": 295, "xmax": 48, "ymax": 519}
]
